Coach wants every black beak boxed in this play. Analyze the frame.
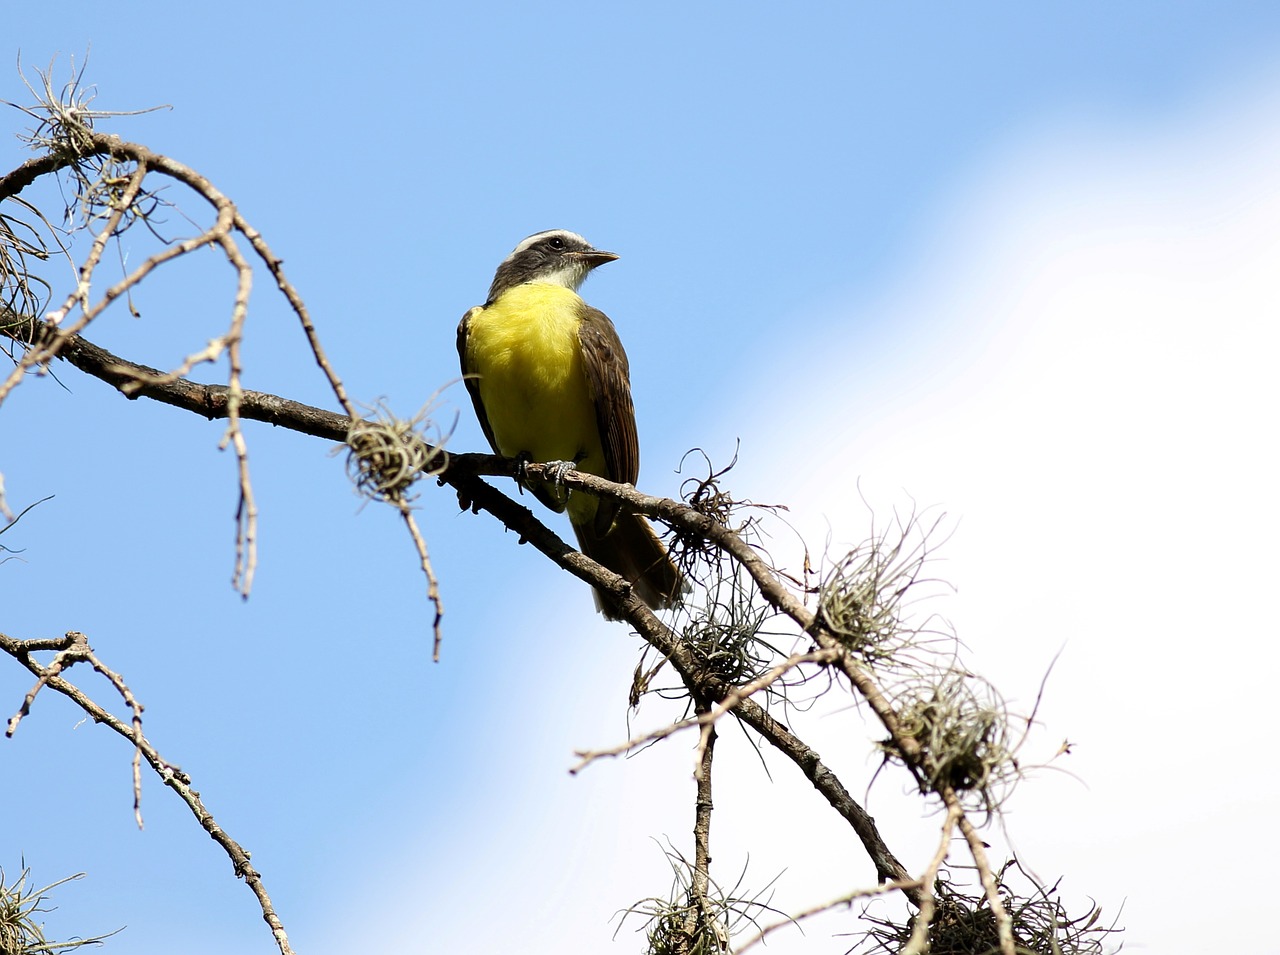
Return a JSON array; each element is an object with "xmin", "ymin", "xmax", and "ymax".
[{"xmin": 574, "ymin": 249, "xmax": 619, "ymax": 269}]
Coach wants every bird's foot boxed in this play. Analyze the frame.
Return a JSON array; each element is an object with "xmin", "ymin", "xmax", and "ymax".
[
  {"xmin": 544, "ymin": 459, "xmax": 577, "ymax": 486},
  {"xmin": 513, "ymin": 454, "xmax": 533, "ymax": 495}
]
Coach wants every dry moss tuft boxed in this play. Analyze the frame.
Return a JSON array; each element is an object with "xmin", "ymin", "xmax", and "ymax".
[
  {"xmin": 884, "ymin": 669, "xmax": 1017, "ymax": 811},
  {"xmin": 856, "ymin": 860, "xmax": 1120, "ymax": 955},
  {"xmin": 344, "ymin": 400, "xmax": 450, "ymax": 504}
]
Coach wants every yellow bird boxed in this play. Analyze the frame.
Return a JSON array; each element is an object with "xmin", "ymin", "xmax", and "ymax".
[{"xmin": 457, "ymin": 230, "xmax": 683, "ymax": 618}]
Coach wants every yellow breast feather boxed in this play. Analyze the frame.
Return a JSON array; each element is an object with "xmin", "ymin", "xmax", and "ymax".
[{"xmin": 464, "ymin": 284, "xmax": 606, "ymax": 500}]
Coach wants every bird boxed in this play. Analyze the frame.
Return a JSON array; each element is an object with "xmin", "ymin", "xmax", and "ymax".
[{"xmin": 457, "ymin": 229, "xmax": 684, "ymax": 619}]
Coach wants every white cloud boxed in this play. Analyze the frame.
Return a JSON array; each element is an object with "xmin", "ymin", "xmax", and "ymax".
[{"xmin": 739, "ymin": 78, "xmax": 1280, "ymax": 953}]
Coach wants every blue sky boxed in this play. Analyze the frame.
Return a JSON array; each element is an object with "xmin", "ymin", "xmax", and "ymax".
[{"xmin": 3, "ymin": 4, "xmax": 1279, "ymax": 953}]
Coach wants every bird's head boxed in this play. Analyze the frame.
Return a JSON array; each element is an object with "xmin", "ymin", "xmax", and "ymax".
[{"xmin": 487, "ymin": 229, "xmax": 618, "ymax": 302}]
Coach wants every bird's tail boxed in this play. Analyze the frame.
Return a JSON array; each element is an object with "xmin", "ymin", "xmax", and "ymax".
[{"xmin": 573, "ymin": 513, "xmax": 685, "ymax": 620}]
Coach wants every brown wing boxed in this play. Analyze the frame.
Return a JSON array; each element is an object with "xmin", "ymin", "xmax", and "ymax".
[
  {"xmin": 578, "ymin": 306, "xmax": 640, "ymax": 536},
  {"xmin": 457, "ymin": 306, "xmax": 500, "ymax": 455}
]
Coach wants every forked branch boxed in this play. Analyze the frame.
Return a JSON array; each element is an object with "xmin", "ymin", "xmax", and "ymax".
[{"xmin": 0, "ymin": 629, "xmax": 295, "ymax": 955}]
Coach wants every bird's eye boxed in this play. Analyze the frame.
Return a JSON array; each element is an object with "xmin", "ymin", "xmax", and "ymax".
[{"xmin": 548, "ymin": 236, "xmax": 566, "ymax": 250}]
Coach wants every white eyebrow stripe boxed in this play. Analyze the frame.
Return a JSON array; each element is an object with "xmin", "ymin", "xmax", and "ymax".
[{"xmin": 506, "ymin": 229, "xmax": 590, "ymax": 258}]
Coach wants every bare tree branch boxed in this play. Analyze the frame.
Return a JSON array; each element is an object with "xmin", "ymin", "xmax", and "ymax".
[{"xmin": 0, "ymin": 629, "xmax": 296, "ymax": 955}]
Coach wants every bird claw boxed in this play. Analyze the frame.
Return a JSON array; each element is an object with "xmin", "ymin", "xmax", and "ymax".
[
  {"xmin": 512, "ymin": 455, "xmax": 533, "ymax": 495},
  {"xmin": 544, "ymin": 459, "xmax": 576, "ymax": 486}
]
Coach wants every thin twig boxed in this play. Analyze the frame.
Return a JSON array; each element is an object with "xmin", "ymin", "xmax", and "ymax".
[
  {"xmin": 397, "ymin": 501, "xmax": 445, "ymax": 661},
  {"xmin": 233, "ymin": 213, "xmax": 357, "ymax": 419},
  {"xmin": 83, "ymin": 640, "xmax": 148, "ymax": 829},
  {"xmin": 901, "ymin": 801, "xmax": 962, "ymax": 955},
  {"xmin": 214, "ymin": 231, "xmax": 257, "ymax": 596},
  {"xmin": 0, "ymin": 629, "xmax": 296, "ymax": 955},
  {"xmin": 732, "ymin": 878, "xmax": 923, "ymax": 954},
  {"xmin": 956, "ymin": 801, "xmax": 1015, "ymax": 955},
  {"xmin": 571, "ymin": 647, "xmax": 839, "ymax": 774},
  {"xmin": 687, "ymin": 697, "xmax": 725, "ymax": 952}
]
